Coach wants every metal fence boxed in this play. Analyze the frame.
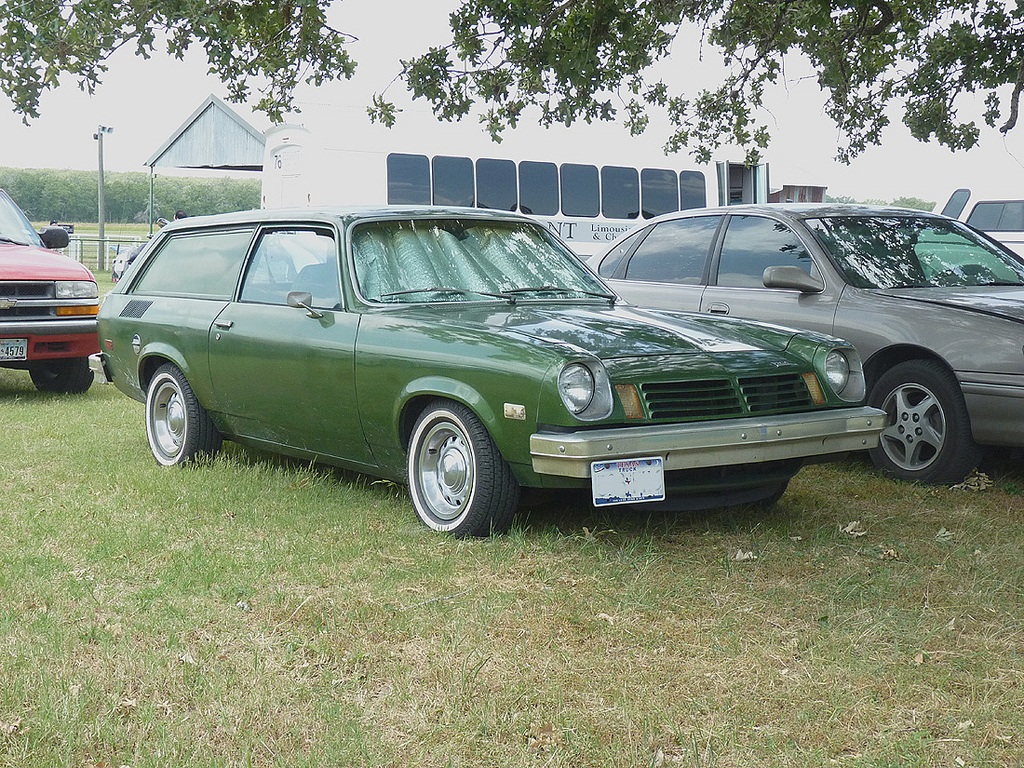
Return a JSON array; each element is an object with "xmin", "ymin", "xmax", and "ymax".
[{"xmin": 66, "ymin": 235, "xmax": 146, "ymax": 274}]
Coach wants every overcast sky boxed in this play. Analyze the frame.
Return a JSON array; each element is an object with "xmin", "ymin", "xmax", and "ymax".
[{"xmin": 2, "ymin": 0, "xmax": 1022, "ymax": 206}]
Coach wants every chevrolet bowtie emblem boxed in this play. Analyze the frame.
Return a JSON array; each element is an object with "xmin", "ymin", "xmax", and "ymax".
[{"xmin": 0, "ymin": 298, "xmax": 16, "ymax": 310}]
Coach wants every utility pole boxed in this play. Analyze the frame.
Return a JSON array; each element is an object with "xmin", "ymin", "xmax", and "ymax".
[{"xmin": 94, "ymin": 125, "xmax": 113, "ymax": 271}]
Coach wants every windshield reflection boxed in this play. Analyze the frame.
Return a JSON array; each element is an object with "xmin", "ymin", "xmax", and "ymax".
[{"xmin": 807, "ymin": 215, "xmax": 1024, "ymax": 289}]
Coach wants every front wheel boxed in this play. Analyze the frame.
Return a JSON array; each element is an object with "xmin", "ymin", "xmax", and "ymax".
[
  {"xmin": 407, "ymin": 401, "xmax": 519, "ymax": 537},
  {"xmin": 868, "ymin": 359, "xmax": 980, "ymax": 484},
  {"xmin": 145, "ymin": 363, "xmax": 223, "ymax": 466},
  {"xmin": 29, "ymin": 357, "xmax": 93, "ymax": 393}
]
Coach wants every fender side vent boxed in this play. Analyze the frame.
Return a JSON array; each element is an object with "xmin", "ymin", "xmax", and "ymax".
[{"xmin": 120, "ymin": 299, "xmax": 153, "ymax": 319}]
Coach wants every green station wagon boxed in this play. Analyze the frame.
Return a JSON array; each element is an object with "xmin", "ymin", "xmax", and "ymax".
[{"xmin": 93, "ymin": 207, "xmax": 884, "ymax": 536}]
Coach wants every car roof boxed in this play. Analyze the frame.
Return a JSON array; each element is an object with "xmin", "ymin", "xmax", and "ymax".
[
  {"xmin": 157, "ymin": 205, "xmax": 537, "ymax": 233},
  {"xmin": 647, "ymin": 203, "xmax": 945, "ymax": 225}
]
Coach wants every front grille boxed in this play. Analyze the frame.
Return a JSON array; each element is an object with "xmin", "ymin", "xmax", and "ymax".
[
  {"xmin": 0, "ymin": 281, "xmax": 56, "ymax": 320},
  {"xmin": 739, "ymin": 373, "xmax": 812, "ymax": 412},
  {"xmin": 640, "ymin": 373, "xmax": 811, "ymax": 420},
  {"xmin": 641, "ymin": 379, "xmax": 743, "ymax": 419},
  {"xmin": 0, "ymin": 282, "xmax": 54, "ymax": 299}
]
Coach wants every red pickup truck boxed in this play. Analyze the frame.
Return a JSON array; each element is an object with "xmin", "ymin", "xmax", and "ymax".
[{"xmin": 0, "ymin": 188, "xmax": 99, "ymax": 393}]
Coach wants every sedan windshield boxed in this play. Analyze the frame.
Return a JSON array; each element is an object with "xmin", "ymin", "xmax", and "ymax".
[
  {"xmin": 0, "ymin": 190, "xmax": 42, "ymax": 247},
  {"xmin": 352, "ymin": 218, "xmax": 611, "ymax": 303},
  {"xmin": 806, "ymin": 215, "xmax": 1024, "ymax": 289}
]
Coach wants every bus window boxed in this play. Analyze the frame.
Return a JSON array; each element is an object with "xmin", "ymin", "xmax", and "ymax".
[
  {"xmin": 519, "ymin": 161, "xmax": 559, "ymax": 216},
  {"xmin": 680, "ymin": 170, "xmax": 707, "ymax": 210},
  {"xmin": 560, "ymin": 163, "xmax": 599, "ymax": 217},
  {"xmin": 387, "ymin": 153, "xmax": 430, "ymax": 205},
  {"xmin": 432, "ymin": 155, "xmax": 474, "ymax": 207},
  {"xmin": 476, "ymin": 158, "xmax": 517, "ymax": 211},
  {"xmin": 602, "ymin": 166, "xmax": 640, "ymax": 219},
  {"xmin": 641, "ymin": 168, "xmax": 679, "ymax": 219}
]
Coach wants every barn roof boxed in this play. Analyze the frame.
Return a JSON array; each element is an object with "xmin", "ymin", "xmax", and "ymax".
[{"xmin": 145, "ymin": 94, "xmax": 265, "ymax": 171}]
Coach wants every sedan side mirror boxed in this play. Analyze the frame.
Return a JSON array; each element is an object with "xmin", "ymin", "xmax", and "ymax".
[
  {"xmin": 38, "ymin": 226, "xmax": 70, "ymax": 250},
  {"xmin": 763, "ymin": 265, "xmax": 824, "ymax": 293}
]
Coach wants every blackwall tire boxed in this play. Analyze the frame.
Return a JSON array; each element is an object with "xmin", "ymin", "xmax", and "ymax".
[
  {"xmin": 29, "ymin": 357, "xmax": 93, "ymax": 394},
  {"xmin": 868, "ymin": 359, "xmax": 980, "ymax": 484}
]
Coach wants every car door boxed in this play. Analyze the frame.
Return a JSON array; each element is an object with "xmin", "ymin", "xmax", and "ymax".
[
  {"xmin": 207, "ymin": 225, "xmax": 373, "ymax": 466},
  {"xmin": 698, "ymin": 214, "xmax": 842, "ymax": 335},
  {"xmin": 596, "ymin": 215, "xmax": 723, "ymax": 312}
]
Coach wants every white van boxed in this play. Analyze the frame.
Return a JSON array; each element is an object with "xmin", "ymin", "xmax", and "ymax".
[{"xmin": 938, "ymin": 188, "xmax": 1024, "ymax": 256}]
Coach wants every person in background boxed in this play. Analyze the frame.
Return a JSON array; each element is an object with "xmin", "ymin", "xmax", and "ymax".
[{"xmin": 174, "ymin": 210, "xmax": 187, "ymax": 220}]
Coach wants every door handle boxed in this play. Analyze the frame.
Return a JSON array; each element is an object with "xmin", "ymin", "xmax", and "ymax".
[
  {"xmin": 706, "ymin": 303, "xmax": 729, "ymax": 315},
  {"xmin": 214, "ymin": 320, "xmax": 234, "ymax": 329}
]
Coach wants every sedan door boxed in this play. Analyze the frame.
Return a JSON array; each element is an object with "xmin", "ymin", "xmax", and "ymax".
[
  {"xmin": 698, "ymin": 214, "xmax": 842, "ymax": 336},
  {"xmin": 595, "ymin": 216, "xmax": 723, "ymax": 312}
]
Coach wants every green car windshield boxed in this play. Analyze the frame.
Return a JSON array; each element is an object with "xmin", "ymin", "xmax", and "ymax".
[
  {"xmin": 351, "ymin": 218, "xmax": 612, "ymax": 303},
  {"xmin": 807, "ymin": 215, "xmax": 1024, "ymax": 289}
]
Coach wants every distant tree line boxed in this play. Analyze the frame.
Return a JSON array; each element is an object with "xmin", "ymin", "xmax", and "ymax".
[
  {"xmin": 826, "ymin": 194, "xmax": 935, "ymax": 211},
  {"xmin": 0, "ymin": 167, "xmax": 261, "ymax": 224}
]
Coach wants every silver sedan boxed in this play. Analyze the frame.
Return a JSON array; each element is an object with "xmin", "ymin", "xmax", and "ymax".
[{"xmin": 589, "ymin": 204, "xmax": 1024, "ymax": 484}]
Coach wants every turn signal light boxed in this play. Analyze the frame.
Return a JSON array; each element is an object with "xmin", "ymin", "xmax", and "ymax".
[
  {"xmin": 615, "ymin": 384, "xmax": 645, "ymax": 419},
  {"xmin": 801, "ymin": 372, "xmax": 826, "ymax": 405}
]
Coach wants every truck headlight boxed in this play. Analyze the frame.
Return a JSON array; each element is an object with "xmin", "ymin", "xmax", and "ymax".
[{"xmin": 56, "ymin": 280, "xmax": 99, "ymax": 299}]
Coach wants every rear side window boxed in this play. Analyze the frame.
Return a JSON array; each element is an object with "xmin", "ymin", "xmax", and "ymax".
[
  {"xmin": 716, "ymin": 216, "xmax": 812, "ymax": 288},
  {"xmin": 623, "ymin": 216, "xmax": 720, "ymax": 284},
  {"xmin": 131, "ymin": 228, "xmax": 254, "ymax": 299},
  {"xmin": 967, "ymin": 201, "xmax": 1024, "ymax": 232}
]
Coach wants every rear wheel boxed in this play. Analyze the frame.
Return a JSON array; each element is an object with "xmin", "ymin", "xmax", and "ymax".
[
  {"xmin": 407, "ymin": 400, "xmax": 519, "ymax": 537},
  {"xmin": 29, "ymin": 357, "xmax": 93, "ymax": 393},
  {"xmin": 145, "ymin": 363, "xmax": 223, "ymax": 466},
  {"xmin": 868, "ymin": 359, "xmax": 980, "ymax": 484}
]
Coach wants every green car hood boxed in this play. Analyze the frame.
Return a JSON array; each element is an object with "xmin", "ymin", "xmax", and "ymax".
[{"xmin": 393, "ymin": 303, "xmax": 799, "ymax": 360}]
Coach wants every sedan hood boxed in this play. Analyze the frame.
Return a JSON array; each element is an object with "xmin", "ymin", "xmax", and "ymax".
[
  {"xmin": 402, "ymin": 303, "xmax": 799, "ymax": 360},
  {"xmin": 878, "ymin": 286, "xmax": 1024, "ymax": 323}
]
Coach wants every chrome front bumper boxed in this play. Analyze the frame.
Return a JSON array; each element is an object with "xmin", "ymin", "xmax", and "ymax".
[{"xmin": 531, "ymin": 406, "xmax": 885, "ymax": 478}]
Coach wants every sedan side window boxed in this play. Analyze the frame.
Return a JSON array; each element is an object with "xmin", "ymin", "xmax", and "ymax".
[
  {"xmin": 717, "ymin": 216, "xmax": 813, "ymax": 288},
  {"xmin": 240, "ymin": 229, "xmax": 340, "ymax": 309},
  {"xmin": 622, "ymin": 216, "xmax": 721, "ymax": 284}
]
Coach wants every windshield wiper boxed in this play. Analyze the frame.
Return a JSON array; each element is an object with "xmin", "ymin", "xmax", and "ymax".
[
  {"xmin": 379, "ymin": 286, "xmax": 512, "ymax": 301},
  {"xmin": 503, "ymin": 285, "xmax": 616, "ymax": 301}
]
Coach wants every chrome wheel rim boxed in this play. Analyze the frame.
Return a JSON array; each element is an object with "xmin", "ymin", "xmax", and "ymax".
[
  {"xmin": 415, "ymin": 420, "xmax": 474, "ymax": 523},
  {"xmin": 148, "ymin": 375, "xmax": 186, "ymax": 463},
  {"xmin": 879, "ymin": 381, "xmax": 946, "ymax": 472}
]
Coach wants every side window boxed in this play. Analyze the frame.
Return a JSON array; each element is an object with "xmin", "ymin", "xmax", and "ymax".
[
  {"xmin": 622, "ymin": 216, "xmax": 720, "ymax": 284},
  {"xmin": 519, "ymin": 161, "xmax": 559, "ymax": 215},
  {"xmin": 596, "ymin": 227, "xmax": 648, "ymax": 277},
  {"xmin": 560, "ymin": 163, "xmax": 599, "ymax": 217},
  {"xmin": 716, "ymin": 216, "xmax": 813, "ymax": 288},
  {"xmin": 240, "ymin": 229, "xmax": 340, "ymax": 309},
  {"xmin": 386, "ymin": 153, "xmax": 430, "ymax": 205},
  {"xmin": 601, "ymin": 166, "xmax": 640, "ymax": 219},
  {"xmin": 640, "ymin": 168, "xmax": 679, "ymax": 219},
  {"xmin": 476, "ymin": 158, "xmax": 517, "ymax": 211},
  {"xmin": 131, "ymin": 228, "xmax": 253, "ymax": 299},
  {"xmin": 967, "ymin": 201, "xmax": 1024, "ymax": 232},
  {"xmin": 679, "ymin": 171, "xmax": 707, "ymax": 210},
  {"xmin": 432, "ymin": 155, "xmax": 474, "ymax": 207}
]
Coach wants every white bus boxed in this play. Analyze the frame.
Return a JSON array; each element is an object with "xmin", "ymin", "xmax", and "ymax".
[
  {"xmin": 938, "ymin": 187, "xmax": 1024, "ymax": 256},
  {"xmin": 260, "ymin": 123, "xmax": 770, "ymax": 257}
]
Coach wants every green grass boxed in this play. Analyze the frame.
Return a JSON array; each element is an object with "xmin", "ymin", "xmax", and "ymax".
[{"xmin": 2, "ymin": 371, "xmax": 1023, "ymax": 767}]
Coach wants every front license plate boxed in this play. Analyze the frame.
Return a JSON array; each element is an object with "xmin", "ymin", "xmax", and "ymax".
[
  {"xmin": 591, "ymin": 456, "xmax": 665, "ymax": 507},
  {"xmin": 0, "ymin": 338, "xmax": 28, "ymax": 361}
]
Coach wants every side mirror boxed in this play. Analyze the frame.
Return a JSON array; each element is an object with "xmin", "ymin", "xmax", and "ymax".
[
  {"xmin": 286, "ymin": 290, "xmax": 324, "ymax": 319},
  {"xmin": 38, "ymin": 226, "xmax": 70, "ymax": 250},
  {"xmin": 763, "ymin": 265, "xmax": 824, "ymax": 293}
]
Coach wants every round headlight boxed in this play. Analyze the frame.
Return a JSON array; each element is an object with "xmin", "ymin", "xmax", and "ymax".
[
  {"xmin": 824, "ymin": 349, "xmax": 851, "ymax": 394},
  {"xmin": 558, "ymin": 363, "xmax": 595, "ymax": 414}
]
